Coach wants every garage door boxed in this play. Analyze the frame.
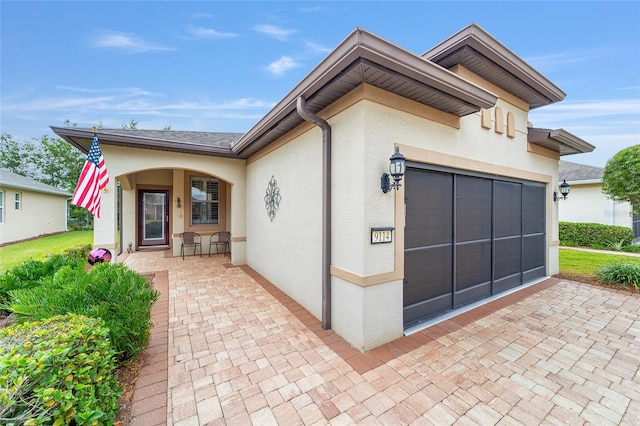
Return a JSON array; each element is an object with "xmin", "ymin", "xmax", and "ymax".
[{"xmin": 403, "ymin": 166, "xmax": 546, "ymax": 328}]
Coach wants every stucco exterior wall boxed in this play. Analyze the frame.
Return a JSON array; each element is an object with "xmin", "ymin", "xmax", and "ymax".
[
  {"xmin": 246, "ymin": 82, "xmax": 560, "ymax": 351},
  {"xmin": 246, "ymin": 127, "xmax": 324, "ymax": 319},
  {"xmin": 559, "ymin": 183, "xmax": 633, "ymax": 228},
  {"xmin": 0, "ymin": 188, "xmax": 68, "ymax": 244}
]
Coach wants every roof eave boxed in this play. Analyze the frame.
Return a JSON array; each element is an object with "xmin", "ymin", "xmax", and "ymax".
[
  {"xmin": 0, "ymin": 181, "xmax": 71, "ymax": 196},
  {"xmin": 232, "ymin": 27, "xmax": 498, "ymax": 158},
  {"xmin": 528, "ymin": 127, "xmax": 595, "ymax": 156},
  {"xmin": 50, "ymin": 127, "xmax": 238, "ymax": 158},
  {"xmin": 423, "ymin": 23, "xmax": 566, "ymax": 108}
]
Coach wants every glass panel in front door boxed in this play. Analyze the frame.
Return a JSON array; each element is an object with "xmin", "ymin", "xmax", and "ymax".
[{"xmin": 143, "ymin": 192, "xmax": 166, "ymax": 241}]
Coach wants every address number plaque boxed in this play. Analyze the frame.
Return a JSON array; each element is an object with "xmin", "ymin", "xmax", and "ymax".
[{"xmin": 371, "ymin": 227, "xmax": 394, "ymax": 244}]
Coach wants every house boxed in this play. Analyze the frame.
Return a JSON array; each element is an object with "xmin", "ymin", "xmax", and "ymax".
[
  {"xmin": 52, "ymin": 24, "xmax": 595, "ymax": 351},
  {"xmin": 559, "ymin": 160, "xmax": 638, "ymax": 240},
  {"xmin": 0, "ymin": 168, "xmax": 72, "ymax": 245}
]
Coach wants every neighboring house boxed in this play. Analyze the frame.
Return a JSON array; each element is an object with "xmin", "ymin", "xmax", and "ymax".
[
  {"xmin": 558, "ymin": 160, "xmax": 638, "ymax": 239},
  {"xmin": 0, "ymin": 168, "xmax": 72, "ymax": 245},
  {"xmin": 52, "ymin": 24, "xmax": 595, "ymax": 351}
]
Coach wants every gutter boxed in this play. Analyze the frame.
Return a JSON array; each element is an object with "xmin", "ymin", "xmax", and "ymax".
[{"xmin": 296, "ymin": 97, "xmax": 331, "ymax": 330}]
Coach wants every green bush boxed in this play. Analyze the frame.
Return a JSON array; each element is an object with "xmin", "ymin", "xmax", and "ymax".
[
  {"xmin": 0, "ymin": 255, "xmax": 85, "ymax": 308},
  {"xmin": 0, "ymin": 314, "xmax": 121, "ymax": 425},
  {"xmin": 559, "ymin": 222, "xmax": 634, "ymax": 250},
  {"xmin": 5, "ymin": 263, "xmax": 159, "ymax": 363},
  {"xmin": 597, "ymin": 263, "xmax": 640, "ymax": 291},
  {"xmin": 62, "ymin": 244, "xmax": 93, "ymax": 261}
]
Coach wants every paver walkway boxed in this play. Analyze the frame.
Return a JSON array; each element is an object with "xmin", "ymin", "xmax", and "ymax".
[{"xmin": 123, "ymin": 251, "xmax": 640, "ymax": 425}]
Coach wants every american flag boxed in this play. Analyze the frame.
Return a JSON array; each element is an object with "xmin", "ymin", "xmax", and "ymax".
[{"xmin": 71, "ymin": 133, "xmax": 109, "ymax": 218}]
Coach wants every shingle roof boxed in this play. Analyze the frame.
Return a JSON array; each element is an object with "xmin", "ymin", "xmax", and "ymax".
[
  {"xmin": 49, "ymin": 128, "xmax": 244, "ymax": 157},
  {"xmin": 0, "ymin": 168, "xmax": 72, "ymax": 196},
  {"xmin": 559, "ymin": 160, "xmax": 603, "ymax": 182}
]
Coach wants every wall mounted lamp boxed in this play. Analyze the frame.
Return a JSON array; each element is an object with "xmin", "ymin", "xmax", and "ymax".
[
  {"xmin": 176, "ymin": 197, "xmax": 182, "ymax": 208},
  {"xmin": 553, "ymin": 180, "xmax": 570, "ymax": 202},
  {"xmin": 381, "ymin": 146, "xmax": 406, "ymax": 193}
]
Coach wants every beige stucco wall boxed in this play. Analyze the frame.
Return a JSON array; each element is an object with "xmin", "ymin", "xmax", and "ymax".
[
  {"xmin": 558, "ymin": 183, "xmax": 633, "ymax": 228},
  {"xmin": 0, "ymin": 188, "xmax": 68, "ymax": 244},
  {"xmin": 94, "ymin": 145, "xmax": 247, "ymax": 264},
  {"xmin": 246, "ymin": 81, "xmax": 560, "ymax": 351}
]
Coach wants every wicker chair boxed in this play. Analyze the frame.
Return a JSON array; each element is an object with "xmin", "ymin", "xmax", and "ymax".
[{"xmin": 180, "ymin": 232, "xmax": 202, "ymax": 259}]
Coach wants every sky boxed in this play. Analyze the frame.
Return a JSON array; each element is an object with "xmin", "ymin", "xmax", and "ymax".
[{"xmin": 1, "ymin": 1, "xmax": 639, "ymax": 168}]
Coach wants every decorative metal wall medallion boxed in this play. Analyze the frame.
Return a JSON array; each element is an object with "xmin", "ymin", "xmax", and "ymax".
[{"xmin": 264, "ymin": 176, "xmax": 281, "ymax": 222}]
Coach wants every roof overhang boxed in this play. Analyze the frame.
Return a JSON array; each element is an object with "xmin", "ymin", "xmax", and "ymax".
[
  {"xmin": 423, "ymin": 24, "xmax": 566, "ymax": 109},
  {"xmin": 0, "ymin": 181, "xmax": 71, "ymax": 197},
  {"xmin": 49, "ymin": 127, "xmax": 239, "ymax": 158},
  {"xmin": 528, "ymin": 128, "xmax": 595, "ymax": 156},
  {"xmin": 232, "ymin": 27, "xmax": 498, "ymax": 158}
]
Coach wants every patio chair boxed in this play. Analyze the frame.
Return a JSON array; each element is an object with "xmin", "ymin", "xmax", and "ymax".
[
  {"xmin": 180, "ymin": 232, "xmax": 202, "ymax": 259},
  {"xmin": 209, "ymin": 231, "xmax": 231, "ymax": 258}
]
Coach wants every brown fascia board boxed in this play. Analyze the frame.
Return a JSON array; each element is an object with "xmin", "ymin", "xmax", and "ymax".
[
  {"xmin": 528, "ymin": 127, "xmax": 595, "ymax": 155},
  {"xmin": 50, "ymin": 126, "xmax": 238, "ymax": 158},
  {"xmin": 423, "ymin": 24, "xmax": 566, "ymax": 106},
  {"xmin": 232, "ymin": 27, "xmax": 498, "ymax": 157}
]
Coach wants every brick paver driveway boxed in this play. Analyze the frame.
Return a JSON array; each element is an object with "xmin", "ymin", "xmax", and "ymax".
[{"xmin": 123, "ymin": 251, "xmax": 640, "ymax": 425}]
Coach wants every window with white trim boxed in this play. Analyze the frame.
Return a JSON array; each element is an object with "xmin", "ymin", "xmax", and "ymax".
[
  {"xmin": 14, "ymin": 192, "xmax": 21, "ymax": 210},
  {"xmin": 190, "ymin": 176, "xmax": 219, "ymax": 225},
  {"xmin": 0, "ymin": 191, "xmax": 4, "ymax": 223}
]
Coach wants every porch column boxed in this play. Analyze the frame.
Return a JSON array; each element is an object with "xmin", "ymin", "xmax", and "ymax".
[{"xmin": 93, "ymin": 181, "xmax": 118, "ymax": 260}]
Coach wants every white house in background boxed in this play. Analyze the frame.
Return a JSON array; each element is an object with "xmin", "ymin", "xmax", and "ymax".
[
  {"xmin": 558, "ymin": 161, "xmax": 637, "ymax": 240},
  {"xmin": 0, "ymin": 168, "xmax": 72, "ymax": 245},
  {"xmin": 53, "ymin": 24, "xmax": 595, "ymax": 351}
]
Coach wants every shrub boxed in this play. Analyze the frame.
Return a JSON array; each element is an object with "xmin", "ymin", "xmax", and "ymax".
[
  {"xmin": 0, "ymin": 255, "xmax": 85, "ymax": 308},
  {"xmin": 62, "ymin": 244, "xmax": 93, "ymax": 261},
  {"xmin": 559, "ymin": 222, "xmax": 634, "ymax": 249},
  {"xmin": 5, "ymin": 263, "xmax": 159, "ymax": 363},
  {"xmin": 597, "ymin": 262, "xmax": 640, "ymax": 291},
  {"xmin": 0, "ymin": 314, "xmax": 121, "ymax": 425}
]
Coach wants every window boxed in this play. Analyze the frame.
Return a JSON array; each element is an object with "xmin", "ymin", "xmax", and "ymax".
[
  {"xmin": 0, "ymin": 191, "xmax": 3, "ymax": 223},
  {"xmin": 190, "ymin": 176, "xmax": 219, "ymax": 225},
  {"xmin": 14, "ymin": 192, "xmax": 21, "ymax": 210}
]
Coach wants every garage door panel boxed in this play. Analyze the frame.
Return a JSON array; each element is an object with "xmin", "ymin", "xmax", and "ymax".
[
  {"xmin": 495, "ymin": 181, "xmax": 522, "ymax": 238},
  {"xmin": 494, "ymin": 237, "xmax": 522, "ymax": 279},
  {"xmin": 404, "ymin": 246, "xmax": 452, "ymax": 307},
  {"xmin": 455, "ymin": 241, "xmax": 491, "ymax": 291},
  {"xmin": 405, "ymin": 170, "xmax": 452, "ymax": 248},
  {"xmin": 523, "ymin": 234, "xmax": 545, "ymax": 271},
  {"xmin": 456, "ymin": 176, "xmax": 492, "ymax": 242},
  {"xmin": 523, "ymin": 185, "xmax": 545, "ymax": 234},
  {"xmin": 404, "ymin": 293, "xmax": 453, "ymax": 327}
]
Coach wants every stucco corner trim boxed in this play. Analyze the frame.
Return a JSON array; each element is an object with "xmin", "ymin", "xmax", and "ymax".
[{"xmin": 330, "ymin": 265, "xmax": 402, "ymax": 288}]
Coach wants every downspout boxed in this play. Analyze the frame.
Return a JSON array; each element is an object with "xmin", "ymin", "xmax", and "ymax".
[{"xmin": 296, "ymin": 96, "xmax": 331, "ymax": 330}]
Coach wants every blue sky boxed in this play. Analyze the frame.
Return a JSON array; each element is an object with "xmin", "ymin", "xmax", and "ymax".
[{"xmin": 2, "ymin": 1, "xmax": 639, "ymax": 167}]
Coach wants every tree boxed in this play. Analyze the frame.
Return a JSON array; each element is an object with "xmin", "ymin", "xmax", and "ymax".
[
  {"xmin": 0, "ymin": 133, "xmax": 37, "ymax": 176},
  {"xmin": 602, "ymin": 144, "xmax": 640, "ymax": 209}
]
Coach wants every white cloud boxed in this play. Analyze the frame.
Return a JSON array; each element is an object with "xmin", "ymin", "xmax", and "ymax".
[
  {"xmin": 266, "ymin": 56, "xmax": 301, "ymax": 75},
  {"xmin": 306, "ymin": 41, "xmax": 331, "ymax": 54},
  {"xmin": 186, "ymin": 26, "xmax": 238, "ymax": 39},
  {"xmin": 253, "ymin": 24, "xmax": 296, "ymax": 41},
  {"xmin": 93, "ymin": 32, "xmax": 174, "ymax": 53}
]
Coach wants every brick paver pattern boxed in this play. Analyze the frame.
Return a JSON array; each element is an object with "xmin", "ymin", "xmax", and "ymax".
[{"xmin": 123, "ymin": 251, "xmax": 640, "ymax": 425}]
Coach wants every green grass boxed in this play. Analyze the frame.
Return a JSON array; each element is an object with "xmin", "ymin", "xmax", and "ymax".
[
  {"xmin": 0, "ymin": 231, "xmax": 92, "ymax": 274},
  {"xmin": 559, "ymin": 247, "xmax": 640, "ymax": 277}
]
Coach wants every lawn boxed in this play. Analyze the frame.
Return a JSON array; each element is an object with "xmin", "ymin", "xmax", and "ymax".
[
  {"xmin": 0, "ymin": 230, "xmax": 93, "ymax": 274},
  {"xmin": 559, "ymin": 247, "xmax": 640, "ymax": 277}
]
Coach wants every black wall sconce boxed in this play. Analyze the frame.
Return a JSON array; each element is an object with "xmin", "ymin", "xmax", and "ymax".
[
  {"xmin": 381, "ymin": 146, "xmax": 406, "ymax": 193},
  {"xmin": 176, "ymin": 197, "xmax": 182, "ymax": 208},
  {"xmin": 553, "ymin": 180, "xmax": 570, "ymax": 201}
]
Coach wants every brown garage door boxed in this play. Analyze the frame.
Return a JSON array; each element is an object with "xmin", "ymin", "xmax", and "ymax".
[{"xmin": 403, "ymin": 166, "xmax": 546, "ymax": 328}]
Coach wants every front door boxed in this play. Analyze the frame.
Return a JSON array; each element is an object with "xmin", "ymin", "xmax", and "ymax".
[{"xmin": 138, "ymin": 190, "xmax": 169, "ymax": 247}]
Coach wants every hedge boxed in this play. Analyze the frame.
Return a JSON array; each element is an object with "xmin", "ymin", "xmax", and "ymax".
[{"xmin": 559, "ymin": 222, "xmax": 634, "ymax": 249}]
